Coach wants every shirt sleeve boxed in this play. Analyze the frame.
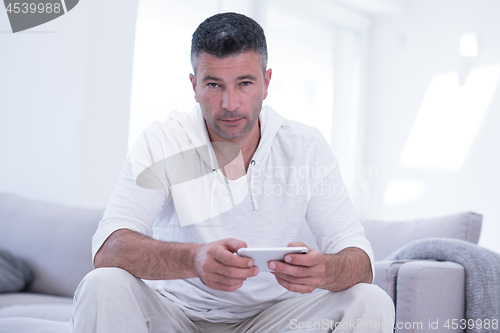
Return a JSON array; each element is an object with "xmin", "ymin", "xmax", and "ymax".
[
  {"xmin": 304, "ymin": 134, "xmax": 375, "ymax": 282},
  {"xmin": 91, "ymin": 129, "xmax": 170, "ymax": 267}
]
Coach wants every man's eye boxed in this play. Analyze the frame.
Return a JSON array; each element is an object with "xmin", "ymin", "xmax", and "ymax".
[
  {"xmin": 208, "ymin": 83, "xmax": 219, "ymax": 88},
  {"xmin": 240, "ymin": 81, "xmax": 252, "ymax": 86}
]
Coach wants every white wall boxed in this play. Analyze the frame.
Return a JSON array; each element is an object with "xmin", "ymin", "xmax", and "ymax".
[
  {"xmin": 0, "ymin": 0, "xmax": 138, "ymax": 208},
  {"xmin": 0, "ymin": 0, "xmax": 378, "ymax": 211},
  {"xmin": 363, "ymin": 0, "xmax": 500, "ymax": 251}
]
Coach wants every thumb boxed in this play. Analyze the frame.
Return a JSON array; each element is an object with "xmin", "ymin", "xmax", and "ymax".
[
  {"xmin": 288, "ymin": 241, "xmax": 307, "ymax": 248},
  {"xmin": 221, "ymin": 238, "xmax": 248, "ymax": 253}
]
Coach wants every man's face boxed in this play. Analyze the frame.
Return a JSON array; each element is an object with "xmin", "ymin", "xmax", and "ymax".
[{"xmin": 189, "ymin": 51, "xmax": 272, "ymax": 141}]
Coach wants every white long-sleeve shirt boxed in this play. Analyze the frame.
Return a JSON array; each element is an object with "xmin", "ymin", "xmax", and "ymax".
[{"xmin": 92, "ymin": 105, "xmax": 374, "ymax": 323}]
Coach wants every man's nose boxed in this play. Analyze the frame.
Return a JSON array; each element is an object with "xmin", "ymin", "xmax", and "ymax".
[{"xmin": 221, "ymin": 87, "xmax": 240, "ymax": 111}]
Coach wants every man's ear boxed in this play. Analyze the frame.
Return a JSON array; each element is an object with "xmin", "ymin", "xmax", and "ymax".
[
  {"xmin": 263, "ymin": 68, "xmax": 272, "ymax": 100},
  {"xmin": 189, "ymin": 73, "xmax": 199, "ymax": 103}
]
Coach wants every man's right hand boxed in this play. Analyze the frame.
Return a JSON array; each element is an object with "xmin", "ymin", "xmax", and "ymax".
[{"xmin": 193, "ymin": 238, "xmax": 258, "ymax": 292}]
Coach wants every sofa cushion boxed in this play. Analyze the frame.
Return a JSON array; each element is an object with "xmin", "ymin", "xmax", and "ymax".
[
  {"xmin": 0, "ymin": 293, "xmax": 73, "ymax": 309},
  {"xmin": 0, "ymin": 317, "xmax": 70, "ymax": 333},
  {"xmin": 361, "ymin": 212, "xmax": 482, "ymax": 261},
  {"xmin": 0, "ymin": 248, "xmax": 34, "ymax": 293},
  {"xmin": 0, "ymin": 192, "xmax": 104, "ymax": 297},
  {"xmin": 0, "ymin": 303, "xmax": 73, "ymax": 322}
]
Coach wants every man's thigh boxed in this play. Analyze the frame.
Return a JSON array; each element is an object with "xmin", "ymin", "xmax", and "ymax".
[
  {"xmin": 204, "ymin": 283, "xmax": 394, "ymax": 333},
  {"xmin": 72, "ymin": 268, "xmax": 200, "ymax": 333}
]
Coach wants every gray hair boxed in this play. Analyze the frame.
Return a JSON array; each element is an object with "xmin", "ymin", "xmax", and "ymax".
[{"xmin": 190, "ymin": 12, "xmax": 268, "ymax": 74}]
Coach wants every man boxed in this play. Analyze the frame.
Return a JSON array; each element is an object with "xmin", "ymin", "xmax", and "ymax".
[{"xmin": 72, "ymin": 12, "xmax": 394, "ymax": 333}]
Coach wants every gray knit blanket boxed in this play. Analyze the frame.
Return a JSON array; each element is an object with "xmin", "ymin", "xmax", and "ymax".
[{"xmin": 385, "ymin": 238, "xmax": 500, "ymax": 333}]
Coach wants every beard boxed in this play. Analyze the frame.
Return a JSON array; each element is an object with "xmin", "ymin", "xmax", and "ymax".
[{"xmin": 201, "ymin": 101, "xmax": 262, "ymax": 140}]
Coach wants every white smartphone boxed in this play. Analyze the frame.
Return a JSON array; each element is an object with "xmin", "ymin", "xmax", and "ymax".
[{"xmin": 237, "ymin": 247, "xmax": 309, "ymax": 272}]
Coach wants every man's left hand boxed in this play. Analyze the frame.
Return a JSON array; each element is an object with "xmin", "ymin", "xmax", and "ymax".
[{"xmin": 269, "ymin": 241, "xmax": 325, "ymax": 294}]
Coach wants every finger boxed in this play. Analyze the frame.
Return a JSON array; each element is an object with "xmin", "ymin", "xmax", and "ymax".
[
  {"xmin": 271, "ymin": 271, "xmax": 319, "ymax": 286},
  {"xmin": 272, "ymin": 274, "xmax": 315, "ymax": 294},
  {"xmin": 269, "ymin": 261, "xmax": 311, "ymax": 277},
  {"xmin": 214, "ymin": 248, "xmax": 254, "ymax": 268},
  {"xmin": 283, "ymin": 251, "xmax": 322, "ymax": 267},
  {"xmin": 205, "ymin": 271, "xmax": 249, "ymax": 286},
  {"xmin": 209, "ymin": 280, "xmax": 244, "ymax": 292},
  {"xmin": 214, "ymin": 264, "xmax": 258, "ymax": 279},
  {"xmin": 203, "ymin": 251, "xmax": 256, "ymax": 277},
  {"xmin": 221, "ymin": 238, "xmax": 248, "ymax": 254},
  {"xmin": 287, "ymin": 241, "xmax": 307, "ymax": 248}
]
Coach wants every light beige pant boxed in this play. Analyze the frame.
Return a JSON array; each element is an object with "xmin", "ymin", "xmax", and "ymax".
[{"xmin": 71, "ymin": 268, "xmax": 394, "ymax": 333}]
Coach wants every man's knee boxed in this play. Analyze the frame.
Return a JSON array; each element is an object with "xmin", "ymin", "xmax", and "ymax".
[
  {"xmin": 347, "ymin": 283, "xmax": 393, "ymax": 305},
  {"xmin": 350, "ymin": 283, "xmax": 393, "ymax": 304},
  {"xmin": 314, "ymin": 283, "xmax": 394, "ymax": 315},
  {"xmin": 75, "ymin": 267, "xmax": 138, "ymax": 300},
  {"xmin": 348, "ymin": 283, "xmax": 395, "ymax": 318}
]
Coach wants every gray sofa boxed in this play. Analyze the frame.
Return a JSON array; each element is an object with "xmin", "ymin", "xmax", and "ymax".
[{"xmin": 0, "ymin": 192, "xmax": 482, "ymax": 332}]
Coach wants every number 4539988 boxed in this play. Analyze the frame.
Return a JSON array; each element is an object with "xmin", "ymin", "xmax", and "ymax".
[
  {"xmin": 5, "ymin": 2, "xmax": 62, "ymax": 14},
  {"xmin": 444, "ymin": 319, "xmax": 498, "ymax": 330}
]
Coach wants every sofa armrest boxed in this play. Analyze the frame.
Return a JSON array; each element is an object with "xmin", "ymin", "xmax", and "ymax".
[
  {"xmin": 373, "ymin": 260, "xmax": 411, "ymax": 302},
  {"xmin": 395, "ymin": 260, "xmax": 465, "ymax": 333}
]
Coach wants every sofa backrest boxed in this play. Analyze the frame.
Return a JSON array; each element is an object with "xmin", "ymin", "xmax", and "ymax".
[
  {"xmin": 0, "ymin": 192, "xmax": 103, "ymax": 298},
  {"xmin": 361, "ymin": 212, "xmax": 483, "ymax": 261},
  {"xmin": 297, "ymin": 211, "xmax": 482, "ymax": 261}
]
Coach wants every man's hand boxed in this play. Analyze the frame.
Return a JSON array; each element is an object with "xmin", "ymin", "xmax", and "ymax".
[
  {"xmin": 270, "ymin": 242, "xmax": 373, "ymax": 294},
  {"xmin": 269, "ymin": 241, "xmax": 325, "ymax": 294},
  {"xmin": 193, "ymin": 238, "xmax": 258, "ymax": 292},
  {"xmin": 95, "ymin": 231, "xmax": 260, "ymax": 286}
]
